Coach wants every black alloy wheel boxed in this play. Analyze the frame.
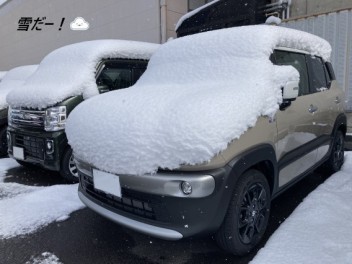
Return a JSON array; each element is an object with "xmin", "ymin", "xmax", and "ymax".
[
  {"xmin": 215, "ymin": 169, "xmax": 271, "ymax": 256},
  {"xmin": 238, "ymin": 182, "xmax": 268, "ymax": 245}
]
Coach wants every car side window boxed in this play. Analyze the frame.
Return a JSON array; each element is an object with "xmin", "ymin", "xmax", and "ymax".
[
  {"xmin": 273, "ymin": 50, "xmax": 309, "ymax": 96},
  {"xmin": 306, "ymin": 55, "xmax": 328, "ymax": 92}
]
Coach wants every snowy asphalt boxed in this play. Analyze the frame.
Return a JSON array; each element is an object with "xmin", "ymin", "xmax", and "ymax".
[{"xmin": 0, "ymin": 162, "xmax": 332, "ymax": 264}]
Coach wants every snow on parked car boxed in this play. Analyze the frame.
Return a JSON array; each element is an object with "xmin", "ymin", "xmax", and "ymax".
[
  {"xmin": 0, "ymin": 65, "xmax": 37, "ymax": 157},
  {"xmin": 0, "ymin": 65, "xmax": 37, "ymax": 110},
  {"xmin": 0, "ymin": 71, "xmax": 7, "ymax": 82},
  {"xmin": 66, "ymin": 25, "xmax": 331, "ymax": 175},
  {"xmin": 7, "ymin": 40, "xmax": 159, "ymax": 109},
  {"xmin": 6, "ymin": 39, "xmax": 159, "ymax": 182}
]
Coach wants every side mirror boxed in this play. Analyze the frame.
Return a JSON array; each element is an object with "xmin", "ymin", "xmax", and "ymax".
[
  {"xmin": 282, "ymin": 80, "xmax": 299, "ymax": 100},
  {"xmin": 280, "ymin": 80, "xmax": 299, "ymax": 111}
]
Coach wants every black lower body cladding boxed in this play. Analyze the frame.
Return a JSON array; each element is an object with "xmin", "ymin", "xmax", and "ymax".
[{"xmin": 77, "ymin": 165, "xmax": 236, "ymax": 239}]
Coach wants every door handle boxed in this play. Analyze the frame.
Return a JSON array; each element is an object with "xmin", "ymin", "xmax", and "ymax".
[
  {"xmin": 334, "ymin": 97, "xmax": 341, "ymax": 104},
  {"xmin": 308, "ymin": 104, "xmax": 318, "ymax": 113}
]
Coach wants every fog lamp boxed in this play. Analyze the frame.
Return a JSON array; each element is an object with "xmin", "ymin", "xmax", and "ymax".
[
  {"xmin": 180, "ymin": 181, "xmax": 192, "ymax": 195},
  {"xmin": 46, "ymin": 140, "xmax": 54, "ymax": 154}
]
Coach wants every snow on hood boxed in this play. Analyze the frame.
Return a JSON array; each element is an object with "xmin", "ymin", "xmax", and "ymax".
[
  {"xmin": 0, "ymin": 65, "xmax": 37, "ymax": 110},
  {"xmin": 66, "ymin": 25, "xmax": 332, "ymax": 175},
  {"xmin": 7, "ymin": 40, "xmax": 159, "ymax": 109}
]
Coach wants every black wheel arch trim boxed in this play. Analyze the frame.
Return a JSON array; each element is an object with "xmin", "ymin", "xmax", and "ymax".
[
  {"xmin": 331, "ymin": 113, "xmax": 347, "ymax": 138},
  {"xmin": 323, "ymin": 113, "xmax": 347, "ymax": 162},
  {"xmin": 227, "ymin": 143, "xmax": 278, "ymax": 196}
]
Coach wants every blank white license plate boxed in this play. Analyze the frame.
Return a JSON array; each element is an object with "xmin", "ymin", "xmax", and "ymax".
[
  {"xmin": 93, "ymin": 169, "xmax": 121, "ymax": 197},
  {"xmin": 13, "ymin": 146, "xmax": 24, "ymax": 160}
]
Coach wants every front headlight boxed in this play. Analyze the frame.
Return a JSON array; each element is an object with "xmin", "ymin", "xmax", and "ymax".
[{"xmin": 44, "ymin": 106, "xmax": 67, "ymax": 131}]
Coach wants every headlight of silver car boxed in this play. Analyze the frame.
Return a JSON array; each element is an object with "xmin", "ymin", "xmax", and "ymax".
[{"xmin": 44, "ymin": 106, "xmax": 67, "ymax": 131}]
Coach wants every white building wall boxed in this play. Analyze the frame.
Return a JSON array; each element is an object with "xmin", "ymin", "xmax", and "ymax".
[
  {"xmin": 0, "ymin": 0, "xmax": 162, "ymax": 70},
  {"xmin": 290, "ymin": 0, "xmax": 352, "ymax": 18},
  {"xmin": 166, "ymin": 0, "xmax": 188, "ymax": 40}
]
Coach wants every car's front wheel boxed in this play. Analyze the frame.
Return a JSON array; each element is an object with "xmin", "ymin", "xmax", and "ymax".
[
  {"xmin": 215, "ymin": 169, "xmax": 271, "ymax": 256},
  {"xmin": 60, "ymin": 147, "xmax": 79, "ymax": 183}
]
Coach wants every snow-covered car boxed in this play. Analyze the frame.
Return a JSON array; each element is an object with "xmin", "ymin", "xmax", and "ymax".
[
  {"xmin": 0, "ymin": 65, "xmax": 37, "ymax": 157},
  {"xmin": 66, "ymin": 25, "xmax": 346, "ymax": 255},
  {"xmin": 7, "ymin": 40, "xmax": 159, "ymax": 182}
]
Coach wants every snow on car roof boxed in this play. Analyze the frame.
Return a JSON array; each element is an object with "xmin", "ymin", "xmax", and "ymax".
[
  {"xmin": 7, "ymin": 40, "xmax": 160, "ymax": 109},
  {"xmin": 0, "ymin": 65, "xmax": 37, "ymax": 110},
  {"xmin": 66, "ymin": 25, "xmax": 332, "ymax": 175}
]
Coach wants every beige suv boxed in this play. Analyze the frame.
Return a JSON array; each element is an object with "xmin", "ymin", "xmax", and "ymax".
[{"xmin": 67, "ymin": 26, "xmax": 346, "ymax": 256}]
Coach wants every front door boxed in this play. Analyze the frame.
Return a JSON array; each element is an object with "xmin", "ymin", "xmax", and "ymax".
[{"xmin": 273, "ymin": 49, "xmax": 318, "ymax": 187}]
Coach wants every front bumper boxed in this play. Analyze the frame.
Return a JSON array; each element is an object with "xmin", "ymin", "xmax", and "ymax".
[
  {"xmin": 7, "ymin": 126, "xmax": 68, "ymax": 171},
  {"xmin": 76, "ymin": 158, "xmax": 235, "ymax": 239}
]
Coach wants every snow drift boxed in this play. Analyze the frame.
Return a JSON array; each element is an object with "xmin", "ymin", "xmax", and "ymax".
[
  {"xmin": 251, "ymin": 153, "xmax": 352, "ymax": 264},
  {"xmin": 66, "ymin": 25, "xmax": 331, "ymax": 175}
]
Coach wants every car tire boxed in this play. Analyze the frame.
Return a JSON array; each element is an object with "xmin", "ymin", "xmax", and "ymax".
[
  {"xmin": 0, "ymin": 126, "xmax": 8, "ymax": 157},
  {"xmin": 325, "ymin": 130, "xmax": 344, "ymax": 173},
  {"xmin": 60, "ymin": 147, "xmax": 79, "ymax": 183},
  {"xmin": 215, "ymin": 169, "xmax": 271, "ymax": 256}
]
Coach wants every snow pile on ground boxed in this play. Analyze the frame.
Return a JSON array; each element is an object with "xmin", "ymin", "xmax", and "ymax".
[
  {"xmin": 66, "ymin": 25, "xmax": 331, "ymax": 175},
  {"xmin": 0, "ymin": 65, "xmax": 37, "ymax": 110},
  {"xmin": 251, "ymin": 152, "xmax": 352, "ymax": 264},
  {"xmin": 0, "ymin": 158, "xmax": 21, "ymax": 182},
  {"xmin": 25, "ymin": 252, "xmax": 62, "ymax": 264},
  {"xmin": 0, "ymin": 159, "xmax": 85, "ymax": 239},
  {"xmin": 7, "ymin": 40, "xmax": 159, "ymax": 109}
]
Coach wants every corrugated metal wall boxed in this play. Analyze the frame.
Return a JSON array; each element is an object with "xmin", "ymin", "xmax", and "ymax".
[{"xmin": 283, "ymin": 9, "xmax": 352, "ymax": 111}]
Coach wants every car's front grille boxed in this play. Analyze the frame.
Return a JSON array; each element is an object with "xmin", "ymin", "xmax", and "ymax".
[
  {"xmin": 10, "ymin": 108, "xmax": 45, "ymax": 129},
  {"xmin": 15, "ymin": 134, "xmax": 44, "ymax": 160},
  {"xmin": 80, "ymin": 174, "xmax": 158, "ymax": 220}
]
